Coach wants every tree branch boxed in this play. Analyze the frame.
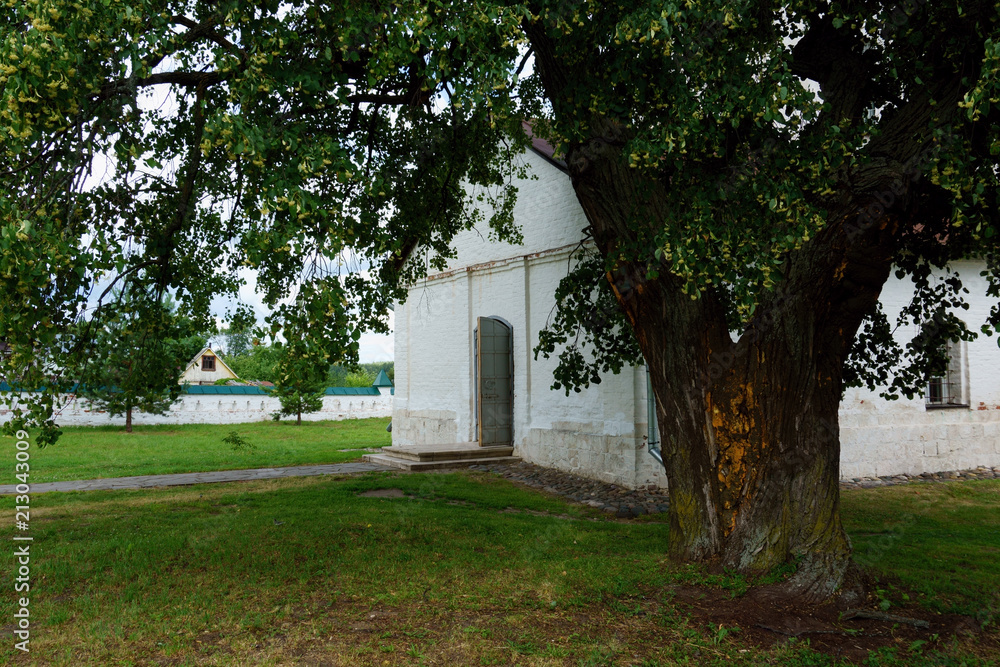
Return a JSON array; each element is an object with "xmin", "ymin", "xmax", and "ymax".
[
  {"xmin": 170, "ymin": 15, "xmax": 242, "ymax": 55},
  {"xmin": 100, "ymin": 70, "xmax": 228, "ymax": 98},
  {"xmin": 151, "ymin": 86, "xmax": 208, "ymax": 294}
]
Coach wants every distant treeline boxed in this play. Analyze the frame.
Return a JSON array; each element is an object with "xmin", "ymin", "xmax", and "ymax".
[{"xmin": 222, "ymin": 344, "xmax": 392, "ymax": 387}]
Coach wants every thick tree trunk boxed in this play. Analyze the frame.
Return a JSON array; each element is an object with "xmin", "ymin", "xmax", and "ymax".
[
  {"xmin": 125, "ymin": 404, "xmax": 133, "ymax": 433},
  {"xmin": 639, "ymin": 293, "xmax": 853, "ymax": 600},
  {"xmin": 560, "ymin": 118, "xmax": 899, "ymax": 601},
  {"xmin": 520, "ymin": 16, "xmax": 938, "ymax": 600},
  {"xmin": 296, "ymin": 409, "xmax": 302, "ymax": 426}
]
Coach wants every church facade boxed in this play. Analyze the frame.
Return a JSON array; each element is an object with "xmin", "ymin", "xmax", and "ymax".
[{"xmin": 391, "ymin": 145, "xmax": 1000, "ymax": 489}]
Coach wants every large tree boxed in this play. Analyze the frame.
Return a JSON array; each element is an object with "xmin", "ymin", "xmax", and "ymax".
[{"xmin": 2, "ymin": 1, "xmax": 998, "ymax": 598}]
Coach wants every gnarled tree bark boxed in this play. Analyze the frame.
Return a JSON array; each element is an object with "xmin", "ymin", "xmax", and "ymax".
[{"xmin": 521, "ymin": 4, "xmax": 987, "ymax": 599}]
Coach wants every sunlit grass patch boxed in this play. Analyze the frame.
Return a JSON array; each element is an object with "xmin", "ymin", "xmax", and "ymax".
[{"xmin": 16, "ymin": 418, "xmax": 391, "ymax": 483}]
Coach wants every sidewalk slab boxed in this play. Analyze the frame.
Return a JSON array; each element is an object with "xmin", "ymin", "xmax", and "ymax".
[{"xmin": 0, "ymin": 462, "xmax": 389, "ymax": 495}]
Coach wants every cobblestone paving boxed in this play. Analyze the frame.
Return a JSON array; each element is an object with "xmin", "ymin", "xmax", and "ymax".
[
  {"xmin": 0, "ymin": 461, "xmax": 387, "ymax": 495},
  {"xmin": 470, "ymin": 461, "xmax": 671, "ymax": 518},
  {"xmin": 839, "ymin": 465, "xmax": 1000, "ymax": 489},
  {"xmin": 471, "ymin": 461, "xmax": 1000, "ymax": 518}
]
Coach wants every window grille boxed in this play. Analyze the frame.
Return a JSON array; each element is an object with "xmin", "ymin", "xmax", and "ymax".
[{"xmin": 926, "ymin": 340, "xmax": 965, "ymax": 407}]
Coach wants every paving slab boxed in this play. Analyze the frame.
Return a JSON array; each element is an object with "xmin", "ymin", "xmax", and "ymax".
[{"xmin": 0, "ymin": 461, "xmax": 389, "ymax": 495}]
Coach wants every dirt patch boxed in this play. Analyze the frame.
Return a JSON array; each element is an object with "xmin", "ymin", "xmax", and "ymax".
[
  {"xmin": 356, "ymin": 488, "xmax": 406, "ymax": 498},
  {"xmin": 668, "ymin": 583, "xmax": 996, "ymax": 662}
]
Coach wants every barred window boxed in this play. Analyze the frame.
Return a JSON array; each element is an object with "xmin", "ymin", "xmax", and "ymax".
[{"xmin": 926, "ymin": 340, "xmax": 966, "ymax": 408}]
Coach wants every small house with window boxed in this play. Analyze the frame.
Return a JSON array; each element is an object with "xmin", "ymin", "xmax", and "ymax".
[
  {"xmin": 179, "ymin": 346, "xmax": 239, "ymax": 386},
  {"xmin": 389, "ymin": 137, "xmax": 1000, "ymax": 487}
]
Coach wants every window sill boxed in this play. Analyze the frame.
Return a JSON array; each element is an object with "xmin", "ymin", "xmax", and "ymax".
[{"xmin": 925, "ymin": 403, "xmax": 970, "ymax": 410}]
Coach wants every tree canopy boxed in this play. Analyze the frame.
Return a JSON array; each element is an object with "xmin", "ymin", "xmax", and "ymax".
[
  {"xmin": 2, "ymin": 0, "xmax": 999, "ymax": 597},
  {"xmin": 3, "ymin": 1, "xmax": 997, "ymax": 399}
]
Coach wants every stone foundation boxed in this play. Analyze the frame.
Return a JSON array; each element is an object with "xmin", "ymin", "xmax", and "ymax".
[{"xmin": 390, "ymin": 408, "xmax": 460, "ymax": 445}]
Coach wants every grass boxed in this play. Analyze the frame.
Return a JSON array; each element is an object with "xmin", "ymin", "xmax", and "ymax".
[
  {"xmin": 22, "ymin": 419, "xmax": 391, "ymax": 483},
  {"xmin": 841, "ymin": 478, "xmax": 1000, "ymax": 617},
  {"xmin": 1, "ymin": 466, "xmax": 998, "ymax": 666}
]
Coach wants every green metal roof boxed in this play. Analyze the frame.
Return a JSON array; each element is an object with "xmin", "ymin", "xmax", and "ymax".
[
  {"xmin": 324, "ymin": 386, "xmax": 380, "ymax": 396},
  {"xmin": 372, "ymin": 369, "xmax": 394, "ymax": 387}
]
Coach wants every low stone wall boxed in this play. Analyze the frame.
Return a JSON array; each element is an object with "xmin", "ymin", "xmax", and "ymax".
[
  {"xmin": 0, "ymin": 392, "xmax": 392, "ymax": 428},
  {"xmin": 517, "ymin": 422, "xmax": 669, "ymax": 491}
]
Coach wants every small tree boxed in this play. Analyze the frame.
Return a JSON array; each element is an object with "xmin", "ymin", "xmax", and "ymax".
[
  {"xmin": 271, "ymin": 339, "xmax": 327, "ymax": 426},
  {"xmin": 77, "ymin": 291, "xmax": 200, "ymax": 433},
  {"xmin": 271, "ymin": 383, "xmax": 324, "ymax": 426}
]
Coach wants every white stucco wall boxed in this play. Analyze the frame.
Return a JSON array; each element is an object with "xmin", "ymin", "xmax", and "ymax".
[
  {"xmin": 0, "ymin": 391, "xmax": 392, "ymax": 428},
  {"xmin": 394, "ymin": 149, "xmax": 668, "ymax": 488},
  {"xmin": 839, "ymin": 260, "xmax": 1000, "ymax": 478},
  {"xmin": 394, "ymin": 149, "xmax": 1000, "ymax": 488}
]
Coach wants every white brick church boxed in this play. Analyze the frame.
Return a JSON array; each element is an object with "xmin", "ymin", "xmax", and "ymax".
[{"xmin": 391, "ymin": 138, "xmax": 1000, "ymax": 489}]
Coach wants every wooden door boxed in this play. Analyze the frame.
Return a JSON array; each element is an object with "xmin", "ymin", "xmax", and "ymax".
[{"xmin": 476, "ymin": 317, "xmax": 513, "ymax": 446}]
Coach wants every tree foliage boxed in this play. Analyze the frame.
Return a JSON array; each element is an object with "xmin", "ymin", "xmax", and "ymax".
[
  {"xmin": 1, "ymin": 0, "xmax": 525, "ymax": 440},
  {"xmin": 2, "ymin": 2, "xmax": 996, "ymax": 415},
  {"xmin": 270, "ymin": 333, "xmax": 327, "ymax": 426},
  {"xmin": 214, "ymin": 306, "xmax": 256, "ymax": 358},
  {"xmin": 327, "ymin": 361, "xmax": 394, "ymax": 387},
  {"xmin": 225, "ymin": 342, "xmax": 282, "ymax": 383},
  {"xmin": 526, "ymin": 2, "xmax": 1000, "ymax": 397}
]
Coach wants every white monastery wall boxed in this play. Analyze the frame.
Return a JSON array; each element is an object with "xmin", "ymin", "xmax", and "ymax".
[
  {"xmin": 395, "ymin": 148, "xmax": 1000, "ymax": 488},
  {"xmin": 840, "ymin": 259, "xmax": 1000, "ymax": 479},
  {"xmin": 0, "ymin": 391, "xmax": 392, "ymax": 428}
]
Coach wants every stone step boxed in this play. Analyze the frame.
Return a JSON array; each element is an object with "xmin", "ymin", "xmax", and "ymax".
[
  {"xmin": 363, "ymin": 453, "xmax": 520, "ymax": 471},
  {"xmin": 377, "ymin": 444, "xmax": 514, "ymax": 462}
]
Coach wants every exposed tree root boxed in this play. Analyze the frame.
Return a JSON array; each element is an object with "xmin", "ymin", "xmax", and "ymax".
[
  {"xmin": 754, "ymin": 624, "xmax": 848, "ymax": 638},
  {"xmin": 841, "ymin": 609, "xmax": 931, "ymax": 628}
]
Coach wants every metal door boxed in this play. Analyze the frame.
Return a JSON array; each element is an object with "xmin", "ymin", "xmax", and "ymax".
[{"xmin": 476, "ymin": 317, "xmax": 513, "ymax": 446}]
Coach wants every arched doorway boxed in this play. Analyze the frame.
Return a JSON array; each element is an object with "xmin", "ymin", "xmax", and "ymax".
[{"xmin": 475, "ymin": 316, "xmax": 513, "ymax": 446}]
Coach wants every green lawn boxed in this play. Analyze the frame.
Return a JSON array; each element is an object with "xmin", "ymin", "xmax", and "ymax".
[
  {"xmin": 24, "ymin": 419, "xmax": 391, "ymax": 483},
  {"xmin": 1, "ymin": 468, "xmax": 997, "ymax": 666},
  {"xmin": 841, "ymin": 478, "xmax": 1000, "ymax": 617}
]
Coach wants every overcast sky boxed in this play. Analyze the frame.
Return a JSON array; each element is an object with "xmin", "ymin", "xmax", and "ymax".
[{"xmin": 207, "ymin": 269, "xmax": 394, "ymax": 362}]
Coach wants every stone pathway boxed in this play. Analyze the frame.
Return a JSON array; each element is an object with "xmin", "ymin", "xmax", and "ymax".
[
  {"xmin": 4, "ymin": 457, "xmax": 999, "ymax": 515},
  {"xmin": 0, "ymin": 462, "xmax": 387, "ymax": 495},
  {"xmin": 470, "ymin": 461, "xmax": 672, "ymax": 518}
]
